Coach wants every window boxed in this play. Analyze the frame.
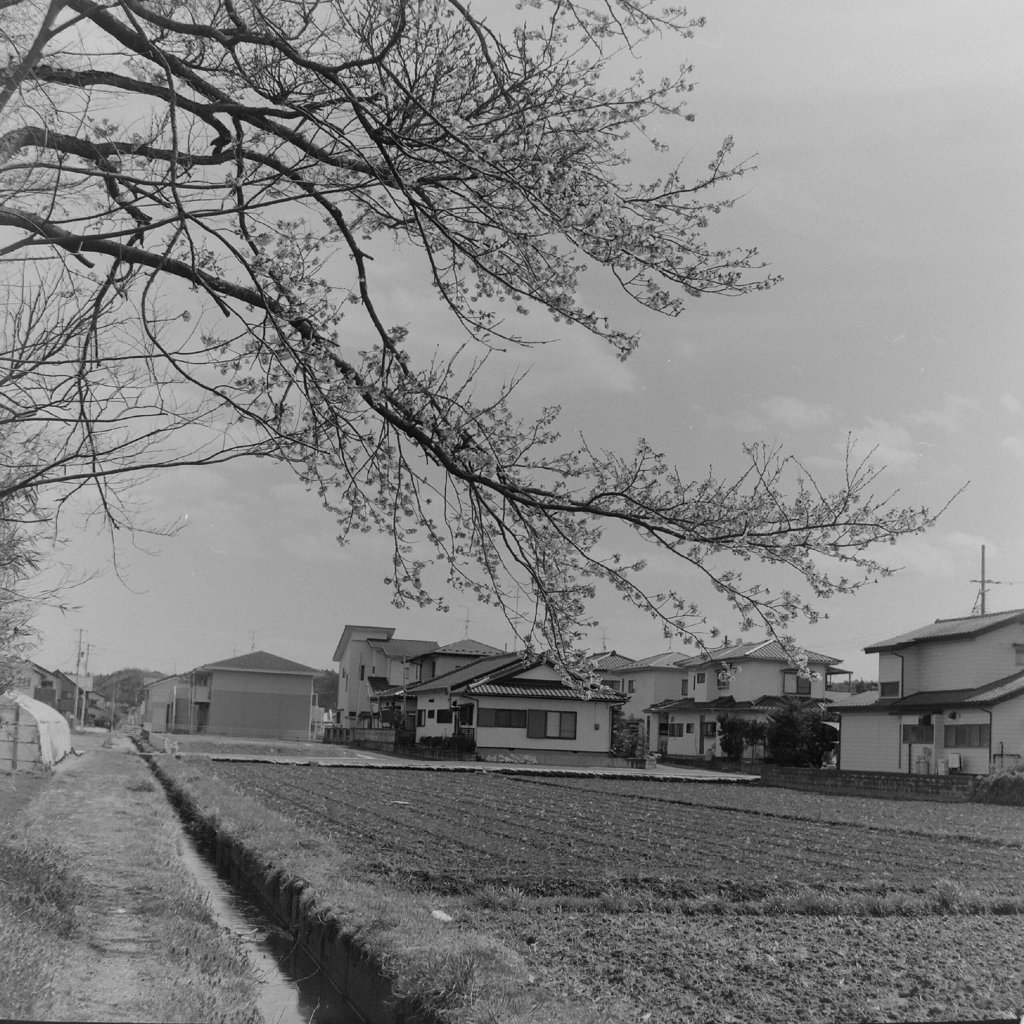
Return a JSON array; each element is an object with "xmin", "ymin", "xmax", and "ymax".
[
  {"xmin": 427, "ymin": 709, "xmax": 435, "ymax": 719},
  {"xmin": 667, "ymin": 722, "xmax": 686, "ymax": 737},
  {"xmin": 695, "ymin": 672, "xmax": 706, "ymax": 686},
  {"xmin": 901, "ymin": 717, "xmax": 934, "ymax": 744},
  {"xmin": 416, "ymin": 710, "xmax": 425, "ymax": 727},
  {"xmin": 944, "ymin": 723, "xmax": 990, "ymax": 748},
  {"xmin": 436, "ymin": 709, "xmax": 453, "ymax": 724},
  {"xmin": 717, "ymin": 671, "xmax": 730, "ymax": 690},
  {"xmin": 627, "ymin": 679, "xmax": 635, "ymax": 693},
  {"xmin": 526, "ymin": 710, "xmax": 577, "ymax": 739},
  {"xmin": 681, "ymin": 677, "xmax": 688, "ymax": 696},
  {"xmin": 701, "ymin": 721, "xmax": 717, "ymax": 737},
  {"xmin": 1015, "ymin": 644, "xmax": 1024, "ymax": 667},
  {"xmin": 658, "ymin": 721, "xmax": 669, "ymax": 736},
  {"xmin": 477, "ymin": 707, "xmax": 528, "ymax": 729},
  {"xmin": 879, "ymin": 681, "xmax": 900, "ymax": 698},
  {"xmin": 685, "ymin": 723, "xmax": 694, "ymax": 734},
  {"xmin": 359, "ymin": 664, "xmax": 365, "ymax": 680},
  {"xmin": 795, "ymin": 677, "xmax": 811, "ymax": 696},
  {"xmin": 458, "ymin": 703, "xmax": 474, "ymax": 726}
]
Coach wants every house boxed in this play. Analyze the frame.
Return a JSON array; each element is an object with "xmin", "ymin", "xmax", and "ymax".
[
  {"xmin": 143, "ymin": 651, "xmax": 319, "ymax": 741},
  {"xmin": 594, "ymin": 651, "xmax": 689, "ymax": 721},
  {"xmin": 332, "ymin": 624, "xmax": 503, "ymax": 733},
  {"xmin": 370, "ymin": 638, "xmax": 505, "ymax": 730},
  {"xmin": 644, "ymin": 639, "xmax": 846, "ymax": 759},
  {"xmin": 835, "ymin": 608, "xmax": 1024, "ymax": 775},
  {"xmin": 4, "ymin": 661, "xmax": 83, "ymax": 722},
  {"xmin": 407, "ymin": 651, "xmax": 627, "ymax": 765},
  {"xmin": 332, "ymin": 625, "xmax": 438, "ymax": 728}
]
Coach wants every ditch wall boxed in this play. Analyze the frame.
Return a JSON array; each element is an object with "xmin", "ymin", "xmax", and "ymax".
[{"xmin": 760, "ymin": 765, "xmax": 978, "ymax": 802}]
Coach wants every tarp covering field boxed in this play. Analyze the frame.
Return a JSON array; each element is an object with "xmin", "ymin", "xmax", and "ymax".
[{"xmin": 0, "ymin": 694, "xmax": 72, "ymax": 770}]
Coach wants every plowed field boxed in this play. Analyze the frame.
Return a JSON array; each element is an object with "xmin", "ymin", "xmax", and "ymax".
[{"xmin": 204, "ymin": 763, "xmax": 1024, "ymax": 904}]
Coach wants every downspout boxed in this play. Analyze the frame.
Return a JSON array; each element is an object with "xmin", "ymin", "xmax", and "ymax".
[{"xmin": 893, "ymin": 651, "xmax": 906, "ymax": 773}]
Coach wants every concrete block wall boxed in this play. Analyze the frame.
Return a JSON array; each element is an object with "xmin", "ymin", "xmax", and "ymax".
[{"xmin": 760, "ymin": 765, "xmax": 978, "ymax": 802}]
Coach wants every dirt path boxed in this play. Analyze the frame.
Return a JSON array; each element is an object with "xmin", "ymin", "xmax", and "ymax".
[{"xmin": 1, "ymin": 733, "xmax": 261, "ymax": 1023}]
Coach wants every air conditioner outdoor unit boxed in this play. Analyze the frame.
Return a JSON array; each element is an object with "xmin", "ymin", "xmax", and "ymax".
[{"xmin": 947, "ymin": 752, "xmax": 962, "ymax": 772}]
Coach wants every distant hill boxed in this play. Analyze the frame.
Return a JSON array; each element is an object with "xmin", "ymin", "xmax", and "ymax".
[{"xmin": 93, "ymin": 668, "xmax": 165, "ymax": 710}]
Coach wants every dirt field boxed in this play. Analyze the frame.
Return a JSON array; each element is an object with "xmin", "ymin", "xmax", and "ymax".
[{"xmin": 163, "ymin": 757, "xmax": 1024, "ymax": 1023}]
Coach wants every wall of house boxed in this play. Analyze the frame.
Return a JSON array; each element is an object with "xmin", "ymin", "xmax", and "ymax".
[
  {"xmin": 616, "ymin": 669, "xmax": 688, "ymax": 719},
  {"xmin": 144, "ymin": 677, "xmax": 188, "ymax": 733},
  {"xmin": 414, "ymin": 688, "xmax": 457, "ymax": 739},
  {"xmin": 991, "ymin": 694, "xmax": 1024, "ymax": 770},
  {"xmin": 207, "ymin": 670, "xmax": 312, "ymax": 740},
  {"xmin": 837, "ymin": 713, "xmax": 901, "ymax": 773},
  {"xmin": 899, "ymin": 622, "xmax": 1024, "ymax": 692},
  {"xmin": 473, "ymin": 698, "xmax": 614, "ymax": 758},
  {"xmin": 689, "ymin": 660, "xmax": 830, "ymax": 704},
  {"xmin": 335, "ymin": 629, "xmax": 392, "ymax": 722},
  {"xmin": 877, "ymin": 653, "xmax": 903, "ymax": 694}
]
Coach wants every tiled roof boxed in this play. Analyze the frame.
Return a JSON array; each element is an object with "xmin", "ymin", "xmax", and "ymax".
[
  {"xmin": 626, "ymin": 652, "xmax": 688, "ymax": 671},
  {"xmin": 645, "ymin": 695, "xmax": 828, "ymax": 714},
  {"xmin": 828, "ymin": 690, "xmax": 886, "ymax": 709},
  {"xmin": 466, "ymin": 679, "xmax": 624, "ymax": 702},
  {"xmin": 409, "ymin": 652, "xmax": 532, "ymax": 694},
  {"xmin": 678, "ymin": 639, "xmax": 841, "ymax": 667},
  {"xmin": 419, "ymin": 638, "xmax": 504, "ymax": 658},
  {"xmin": 589, "ymin": 651, "xmax": 636, "ymax": 671},
  {"xmin": 864, "ymin": 608, "xmax": 1024, "ymax": 653},
  {"xmin": 199, "ymin": 651, "xmax": 318, "ymax": 675}
]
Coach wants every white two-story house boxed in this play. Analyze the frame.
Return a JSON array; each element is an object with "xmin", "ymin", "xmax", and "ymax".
[
  {"xmin": 836, "ymin": 608, "xmax": 1024, "ymax": 775},
  {"xmin": 644, "ymin": 639, "xmax": 847, "ymax": 759}
]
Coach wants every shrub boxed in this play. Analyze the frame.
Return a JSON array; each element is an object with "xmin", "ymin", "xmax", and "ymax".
[
  {"xmin": 972, "ymin": 760, "xmax": 1024, "ymax": 805},
  {"xmin": 716, "ymin": 715, "xmax": 748, "ymax": 761},
  {"xmin": 765, "ymin": 701, "xmax": 837, "ymax": 767}
]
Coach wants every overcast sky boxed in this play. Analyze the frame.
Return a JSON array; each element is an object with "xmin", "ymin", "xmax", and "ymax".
[{"xmin": 25, "ymin": 0, "xmax": 1024, "ymax": 681}]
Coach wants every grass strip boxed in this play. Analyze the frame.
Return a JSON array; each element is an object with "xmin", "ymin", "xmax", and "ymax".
[{"xmin": 0, "ymin": 738, "xmax": 261, "ymax": 1023}]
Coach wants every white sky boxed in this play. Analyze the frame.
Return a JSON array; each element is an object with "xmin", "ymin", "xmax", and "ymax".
[{"xmin": 25, "ymin": 0, "xmax": 1024, "ymax": 680}]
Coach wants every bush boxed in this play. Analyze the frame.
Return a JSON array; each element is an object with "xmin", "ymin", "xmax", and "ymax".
[
  {"xmin": 765, "ymin": 701, "xmax": 837, "ymax": 767},
  {"xmin": 972, "ymin": 761, "xmax": 1024, "ymax": 805},
  {"xmin": 716, "ymin": 715, "xmax": 748, "ymax": 761},
  {"xmin": 610, "ymin": 719, "xmax": 642, "ymax": 759}
]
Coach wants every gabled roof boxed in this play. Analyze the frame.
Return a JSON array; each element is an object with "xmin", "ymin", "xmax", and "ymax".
[
  {"xmin": 625, "ymin": 652, "xmax": 687, "ymax": 671},
  {"xmin": 409, "ymin": 651, "xmax": 624, "ymax": 703},
  {"xmin": 864, "ymin": 608, "xmax": 1024, "ymax": 653},
  {"xmin": 414, "ymin": 638, "xmax": 504, "ymax": 659},
  {"xmin": 588, "ymin": 651, "xmax": 636, "ymax": 672},
  {"xmin": 409, "ymin": 652, "xmax": 530, "ymax": 695},
  {"xmin": 680, "ymin": 639, "xmax": 842, "ymax": 667},
  {"xmin": 199, "ymin": 651, "xmax": 317, "ymax": 675}
]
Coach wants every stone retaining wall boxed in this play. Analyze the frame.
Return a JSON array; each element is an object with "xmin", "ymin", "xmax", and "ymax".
[{"xmin": 760, "ymin": 765, "xmax": 978, "ymax": 802}]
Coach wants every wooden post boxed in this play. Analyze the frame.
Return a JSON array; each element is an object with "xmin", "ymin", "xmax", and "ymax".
[{"xmin": 11, "ymin": 703, "xmax": 19, "ymax": 771}]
